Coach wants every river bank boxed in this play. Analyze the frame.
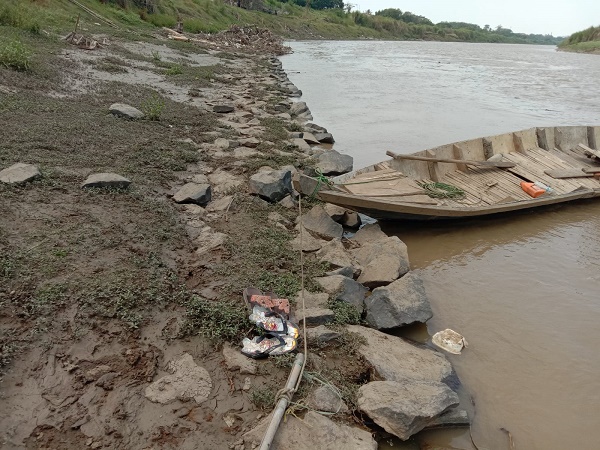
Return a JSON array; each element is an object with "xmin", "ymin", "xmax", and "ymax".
[{"xmin": 0, "ymin": 21, "xmax": 469, "ymax": 450}]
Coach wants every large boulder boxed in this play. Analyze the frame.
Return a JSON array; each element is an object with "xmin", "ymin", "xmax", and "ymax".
[
  {"xmin": 316, "ymin": 239, "xmax": 357, "ymax": 271},
  {"xmin": 316, "ymin": 150, "xmax": 353, "ymax": 175},
  {"xmin": 358, "ymin": 380, "xmax": 459, "ymax": 440},
  {"xmin": 144, "ymin": 353, "xmax": 211, "ymax": 405},
  {"xmin": 291, "ymin": 138, "xmax": 311, "ymax": 152},
  {"xmin": 81, "ymin": 173, "xmax": 131, "ymax": 189},
  {"xmin": 300, "ymin": 206, "xmax": 343, "ymax": 241},
  {"xmin": 290, "ymin": 226, "xmax": 325, "ymax": 252},
  {"xmin": 289, "ymin": 101, "xmax": 309, "ymax": 116},
  {"xmin": 243, "ymin": 410, "xmax": 377, "ymax": 450},
  {"xmin": 297, "ymin": 307, "xmax": 335, "ymax": 326},
  {"xmin": 306, "ymin": 325, "xmax": 341, "ymax": 346},
  {"xmin": 351, "ymin": 223, "xmax": 388, "ymax": 246},
  {"xmin": 364, "ymin": 272, "xmax": 432, "ymax": 330},
  {"xmin": 347, "ymin": 325, "xmax": 453, "ymax": 383},
  {"xmin": 109, "ymin": 103, "xmax": 144, "ymax": 120},
  {"xmin": 315, "ymin": 132, "xmax": 335, "ymax": 144},
  {"xmin": 307, "ymin": 385, "xmax": 349, "ymax": 414},
  {"xmin": 172, "ymin": 183, "xmax": 212, "ymax": 206},
  {"xmin": 302, "ymin": 132, "xmax": 320, "ymax": 145},
  {"xmin": 0, "ymin": 163, "xmax": 40, "ymax": 184},
  {"xmin": 249, "ymin": 168, "xmax": 292, "ymax": 202},
  {"xmin": 351, "ymin": 236, "xmax": 410, "ymax": 288},
  {"xmin": 213, "ymin": 104, "xmax": 234, "ymax": 113},
  {"xmin": 315, "ymin": 275, "xmax": 368, "ymax": 313}
]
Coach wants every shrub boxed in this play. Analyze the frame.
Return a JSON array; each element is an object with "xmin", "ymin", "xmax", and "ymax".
[
  {"xmin": 0, "ymin": 3, "xmax": 41, "ymax": 34},
  {"xmin": 0, "ymin": 39, "xmax": 32, "ymax": 71},
  {"xmin": 165, "ymin": 63, "xmax": 183, "ymax": 75},
  {"xmin": 140, "ymin": 94, "xmax": 165, "ymax": 121}
]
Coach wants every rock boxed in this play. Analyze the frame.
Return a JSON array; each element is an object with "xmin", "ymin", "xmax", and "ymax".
[
  {"xmin": 323, "ymin": 204, "xmax": 346, "ymax": 223},
  {"xmin": 0, "ymin": 163, "xmax": 41, "ymax": 184},
  {"xmin": 358, "ymin": 380, "xmax": 459, "ymax": 440},
  {"xmin": 347, "ymin": 325, "xmax": 453, "ymax": 383},
  {"xmin": 293, "ymin": 289, "xmax": 329, "ymax": 309},
  {"xmin": 297, "ymin": 308, "xmax": 335, "ymax": 326},
  {"xmin": 307, "ymin": 385, "xmax": 348, "ymax": 414},
  {"xmin": 352, "ymin": 236, "xmax": 410, "ymax": 288},
  {"xmin": 189, "ymin": 174, "xmax": 209, "ymax": 184},
  {"xmin": 214, "ymin": 138, "xmax": 230, "ymax": 149},
  {"xmin": 238, "ymin": 137, "xmax": 260, "ymax": 148},
  {"xmin": 276, "ymin": 113, "xmax": 292, "ymax": 120},
  {"xmin": 315, "ymin": 275, "xmax": 368, "ymax": 313},
  {"xmin": 289, "ymin": 101, "xmax": 309, "ymax": 116},
  {"xmin": 306, "ymin": 325, "xmax": 341, "ymax": 346},
  {"xmin": 316, "ymin": 150, "xmax": 353, "ymax": 175},
  {"xmin": 342, "ymin": 211, "xmax": 361, "ymax": 229},
  {"xmin": 208, "ymin": 170, "xmax": 243, "ymax": 194},
  {"xmin": 109, "ymin": 103, "xmax": 144, "ymax": 119},
  {"xmin": 144, "ymin": 353, "xmax": 212, "ymax": 404},
  {"xmin": 305, "ymin": 123, "xmax": 328, "ymax": 133},
  {"xmin": 314, "ymin": 132, "xmax": 335, "ymax": 144},
  {"xmin": 278, "ymin": 195, "xmax": 297, "ymax": 209},
  {"xmin": 249, "ymin": 169, "xmax": 292, "ymax": 202},
  {"xmin": 300, "ymin": 206, "xmax": 343, "ymax": 241},
  {"xmin": 184, "ymin": 204, "xmax": 206, "ymax": 217},
  {"xmin": 291, "ymin": 138, "xmax": 311, "ymax": 152},
  {"xmin": 326, "ymin": 266, "xmax": 355, "ymax": 278},
  {"xmin": 316, "ymin": 239, "xmax": 356, "ymax": 271},
  {"xmin": 172, "ymin": 183, "xmax": 212, "ymax": 206},
  {"xmin": 426, "ymin": 408, "xmax": 470, "ymax": 428},
  {"xmin": 352, "ymin": 223, "xmax": 388, "ymax": 246},
  {"xmin": 233, "ymin": 147, "xmax": 260, "ymax": 158},
  {"xmin": 297, "ymin": 112, "xmax": 313, "ymax": 121},
  {"xmin": 81, "ymin": 173, "xmax": 131, "ymax": 189},
  {"xmin": 302, "ymin": 132, "xmax": 320, "ymax": 145},
  {"xmin": 206, "ymin": 196, "xmax": 233, "ymax": 212},
  {"xmin": 194, "ymin": 227, "xmax": 227, "ymax": 255},
  {"xmin": 364, "ymin": 272, "xmax": 432, "ymax": 330},
  {"xmin": 243, "ymin": 410, "xmax": 377, "ymax": 450},
  {"xmin": 222, "ymin": 343, "xmax": 257, "ymax": 375},
  {"xmin": 213, "ymin": 105, "xmax": 234, "ymax": 113}
]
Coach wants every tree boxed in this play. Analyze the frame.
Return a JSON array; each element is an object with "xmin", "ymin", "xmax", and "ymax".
[{"xmin": 484, "ymin": 24, "xmax": 491, "ymax": 32}]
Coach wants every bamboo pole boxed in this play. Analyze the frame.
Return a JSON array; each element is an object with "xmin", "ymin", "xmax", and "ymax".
[
  {"xmin": 386, "ymin": 151, "xmax": 516, "ymax": 168},
  {"xmin": 259, "ymin": 353, "xmax": 305, "ymax": 450}
]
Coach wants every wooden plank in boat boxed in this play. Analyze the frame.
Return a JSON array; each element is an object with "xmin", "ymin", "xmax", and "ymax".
[
  {"xmin": 504, "ymin": 152, "xmax": 580, "ymax": 194},
  {"xmin": 452, "ymin": 145, "xmax": 469, "ymax": 172},
  {"xmin": 579, "ymin": 143, "xmax": 600, "ymax": 159},
  {"xmin": 544, "ymin": 169, "xmax": 596, "ymax": 179},
  {"xmin": 342, "ymin": 176, "xmax": 422, "ymax": 197},
  {"xmin": 523, "ymin": 149, "xmax": 598, "ymax": 190}
]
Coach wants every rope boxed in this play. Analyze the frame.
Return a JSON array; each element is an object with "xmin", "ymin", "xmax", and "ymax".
[
  {"xmin": 416, "ymin": 181, "xmax": 466, "ymax": 199},
  {"xmin": 310, "ymin": 169, "xmax": 333, "ymax": 198},
  {"xmin": 294, "ymin": 194, "xmax": 308, "ymax": 392}
]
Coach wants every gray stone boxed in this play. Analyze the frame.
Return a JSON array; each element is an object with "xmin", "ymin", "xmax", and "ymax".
[
  {"xmin": 214, "ymin": 138, "xmax": 230, "ymax": 149},
  {"xmin": 205, "ymin": 195, "xmax": 233, "ymax": 212},
  {"xmin": 208, "ymin": 170, "xmax": 243, "ymax": 194},
  {"xmin": 233, "ymin": 147, "xmax": 260, "ymax": 158},
  {"xmin": 297, "ymin": 111, "xmax": 314, "ymax": 121},
  {"xmin": 352, "ymin": 223, "xmax": 388, "ymax": 246},
  {"xmin": 222, "ymin": 343, "xmax": 257, "ymax": 375},
  {"xmin": 249, "ymin": 169, "xmax": 292, "ymax": 202},
  {"xmin": 294, "ymin": 289, "xmax": 329, "ymax": 309},
  {"xmin": 426, "ymin": 408, "xmax": 470, "ymax": 429},
  {"xmin": 358, "ymin": 380, "xmax": 459, "ymax": 440},
  {"xmin": 316, "ymin": 239, "xmax": 357, "ymax": 271},
  {"xmin": 297, "ymin": 308, "xmax": 334, "ymax": 326},
  {"xmin": 290, "ymin": 226, "xmax": 324, "ymax": 252},
  {"xmin": 243, "ymin": 410, "xmax": 377, "ymax": 450},
  {"xmin": 364, "ymin": 272, "xmax": 432, "ymax": 330},
  {"xmin": 300, "ymin": 206, "xmax": 343, "ymax": 241},
  {"xmin": 347, "ymin": 325, "xmax": 453, "ymax": 383},
  {"xmin": 81, "ymin": 173, "xmax": 131, "ymax": 189},
  {"xmin": 352, "ymin": 236, "xmax": 410, "ymax": 288},
  {"xmin": 314, "ymin": 132, "xmax": 335, "ymax": 144},
  {"xmin": 213, "ymin": 105, "xmax": 234, "ymax": 113},
  {"xmin": 276, "ymin": 113, "xmax": 292, "ymax": 120},
  {"xmin": 292, "ymin": 138, "xmax": 311, "ymax": 152},
  {"xmin": 289, "ymin": 101, "xmax": 309, "ymax": 116},
  {"xmin": 307, "ymin": 385, "xmax": 348, "ymax": 414},
  {"xmin": 326, "ymin": 266, "xmax": 355, "ymax": 278},
  {"xmin": 302, "ymin": 132, "xmax": 320, "ymax": 145},
  {"xmin": 305, "ymin": 123, "xmax": 328, "ymax": 133},
  {"xmin": 278, "ymin": 195, "xmax": 297, "ymax": 209},
  {"xmin": 306, "ymin": 325, "xmax": 341, "ymax": 346},
  {"xmin": 289, "ymin": 131, "xmax": 303, "ymax": 139},
  {"xmin": 316, "ymin": 150, "xmax": 353, "ymax": 175},
  {"xmin": 0, "ymin": 163, "xmax": 40, "ymax": 184},
  {"xmin": 194, "ymin": 227, "xmax": 227, "ymax": 256},
  {"xmin": 315, "ymin": 275, "xmax": 368, "ymax": 313},
  {"xmin": 323, "ymin": 203, "xmax": 346, "ymax": 223},
  {"xmin": 184, "ymin": 204, "xmax": 206, "ymax": 217},
  {"xmin": 172, "ymin": 183, "xmax": 212, "ymax": 206},
  {"xmin": 238, "ymin": 137, "xmax": 260, "ymax": 148},
  {"xmin": 144, "ymin": 353, "xmax": 212, "ymax": 404},
  {"xmin": 109, "ymin": 103, "xmax": 144, "ymax": 120}
]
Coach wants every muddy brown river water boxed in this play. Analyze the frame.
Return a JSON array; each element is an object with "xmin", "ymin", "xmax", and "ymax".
[{"xmin": 281, "ymin": 41, "xmax": 600, "ymax": 449}]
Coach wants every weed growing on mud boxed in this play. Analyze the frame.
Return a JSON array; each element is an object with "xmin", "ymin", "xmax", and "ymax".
[
  {"xmin": 151, "ymin": 50, "xmax": 161, "ymax": 61},
  {"xmin": 329, "ymin": 300, "xmax": 361, "ymax": 325},
  {"xmin": 180, "ymin": 296, "xmax": 249, "ymax": 342},
  {"xmin": 141, "ymin": 94, "xmax": 166, "ymax": 121},
  {"xmin": 0, "ymin": 38, "xmax": 32, "ymax": 71},
  {"xmin": 165, "ymin": 63, "xmax": 183, "ymax": 75},
  {"xmin": 250, "ymin": 386, "xmax": 276, "ymax": 410}
]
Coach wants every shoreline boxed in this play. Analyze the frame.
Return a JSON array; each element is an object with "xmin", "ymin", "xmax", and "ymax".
[{"xmin": 0, "ymin": 26, "xmax": 466, "ymax": 449}]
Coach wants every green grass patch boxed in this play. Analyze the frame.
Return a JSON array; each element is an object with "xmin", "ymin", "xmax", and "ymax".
[
  {"xmin": 0, "ymin": 38, "xmax": 32, "ymax": 71},
  {"xmin": 179, "ymin": 296, "xmax": 249, "ymax": 341},
  {"xmin": 249, "ymin": 386, "xmax": 276, "ymax": 410},
  {"xmin": 328, "ymin": 300, "xmax": 361, "ymax": 325},
  {"xmin": 140, "ymin": 94, "xmax": 166, "ymax": 121}
]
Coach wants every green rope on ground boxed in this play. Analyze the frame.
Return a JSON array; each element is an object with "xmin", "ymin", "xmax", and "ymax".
[
  {"xmin": 417, "ymin": 181, "xmax": 466, "ymax": 199},
  {"xmin": 310, "ymin": 169, "xmax": 333, "ymax": 198}
]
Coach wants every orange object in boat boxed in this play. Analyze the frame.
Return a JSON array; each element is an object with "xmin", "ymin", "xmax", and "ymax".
[{"xmin": 520, "ymin": 181, "xmax": 546, "ymax": 198}]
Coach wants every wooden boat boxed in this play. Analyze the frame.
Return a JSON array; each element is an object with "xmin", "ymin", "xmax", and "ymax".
[{"xmin": 294, "ymin": 126, "xmax": 600, "ymax": 220}]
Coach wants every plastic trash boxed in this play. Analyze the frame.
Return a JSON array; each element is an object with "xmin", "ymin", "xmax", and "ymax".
[{"xmin": 432, "ymin": 329, "xmax": 468, "ymax": 355}]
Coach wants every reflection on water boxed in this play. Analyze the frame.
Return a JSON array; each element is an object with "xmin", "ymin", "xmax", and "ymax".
[{"xmin": 282, "ymin": 41, "xmax": 600, "ymax": 450}]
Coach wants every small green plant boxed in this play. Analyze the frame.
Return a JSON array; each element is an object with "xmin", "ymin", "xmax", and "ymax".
[
  {"xmin": 180, "ymin": 296, "xmax": 249, "ymax": 342},
  {"xmin": 250, "ymin": 386, "xmax": 276, "ymax": 410},
  {"xmin": 151, "ymin": 50, "xmax": 161, "ymax": 61},
  {"xmin": 329, "ymin": 300, "xmax": 361, "ymax": 325},
  {"xmin": 141, "ymin": 94, "xmax": 165, "ymax": 121},
  {"xmin": 165, "ymin": 64, "xmax": 183, "ymax": 75},
  {"xmin": 0, "ymin": 38, "xmax": 32, "ymax": 71}
]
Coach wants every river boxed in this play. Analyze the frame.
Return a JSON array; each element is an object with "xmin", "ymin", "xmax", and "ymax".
[{"xmin": 280, "ymin": 41, "xmax": 600, "ymax": 450}]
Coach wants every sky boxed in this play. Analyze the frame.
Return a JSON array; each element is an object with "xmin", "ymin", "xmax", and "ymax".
[{"xmin": 351, "ymin": 0, "xmax": 600, "ymax": 36}]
